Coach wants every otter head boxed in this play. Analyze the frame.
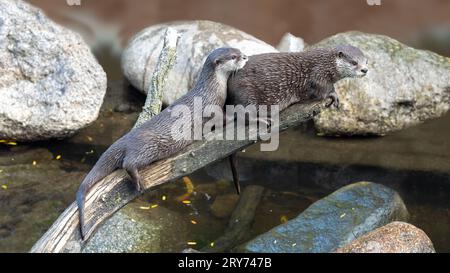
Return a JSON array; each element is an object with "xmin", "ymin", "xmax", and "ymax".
[
  {"xmin": 207, "ymin": 47, "xmax": 248, "ymax": 77},
  {"xmin": 335, "ymin": 45, "xmax": 368, "ymax": 79}
]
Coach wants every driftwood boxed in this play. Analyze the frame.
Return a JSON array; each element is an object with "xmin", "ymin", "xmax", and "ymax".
[
  {"xmin": 134, "ymin": 27, "xmax": 179, "ymax": 128},
  {"xmin": 30, "ymin": 100, "xmax": 324, "ymax": 253},
  {"xmin": 201, "ymin": 185, "xmax": 265, "ymax": 253}
]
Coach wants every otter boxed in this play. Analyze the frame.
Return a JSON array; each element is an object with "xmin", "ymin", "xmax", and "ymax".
[
  {"xmin": 226, "ymin": 45, "xmax": 368, "ymax": 194},
  {"xmin": 77, "ymin": 47, "xmax": 248, "ymax": 240}
]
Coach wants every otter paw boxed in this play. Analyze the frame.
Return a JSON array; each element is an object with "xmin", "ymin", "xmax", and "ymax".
[{"xmin": 326, "ymin": 93, "xmax": 340, "ymax": 109}]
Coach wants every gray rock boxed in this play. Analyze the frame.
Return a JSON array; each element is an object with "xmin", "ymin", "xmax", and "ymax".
[
  {"xmin": 242, "ymin": 182, "xmax": 409, "ymax": 253},
  {"xmin": 82, "ymin": 202, "xmax": 189, "ymax": 253},
  {"xmin": 310, "ymin": 31, "xmax": 450, "ymax": 136},
  {"xmin": 335, "ymin": 221, "xmax": 435, "ymax": 253},
  {"xmin": 121, "ymin": 20, "xmax": 277, "ymax": 105},
  {"xmin": 0, "ymin": 0, "xmax": 107, "ymax": 141},
  {"xmin": 277, "ymin": 33, "xmax": 306, "ymax": 52}
]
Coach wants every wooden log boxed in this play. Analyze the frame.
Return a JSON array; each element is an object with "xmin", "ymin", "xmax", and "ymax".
[{"xmin": 30, "ymin": 100, "xmax": 324, "ymax": 253}]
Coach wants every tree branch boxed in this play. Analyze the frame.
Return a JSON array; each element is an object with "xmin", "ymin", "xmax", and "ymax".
[{"xmin": 134, "ymin": 27, "xmax": 179, "ymax": 128}]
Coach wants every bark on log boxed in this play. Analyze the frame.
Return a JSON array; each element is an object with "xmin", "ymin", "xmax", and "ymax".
[{"xmin": 30, "ymin": 100, "xmax": 324, "ymax": 253}]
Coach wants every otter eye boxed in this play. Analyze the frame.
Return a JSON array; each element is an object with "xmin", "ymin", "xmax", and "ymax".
[{"xmin": 350, "ymin": 60, "xmax": 358, "ymax": 66}]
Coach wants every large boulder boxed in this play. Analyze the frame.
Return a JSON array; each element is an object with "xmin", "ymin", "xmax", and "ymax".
[
  {"xmin": 121, "ymin": 20, "xmax": 277, "ymax": 105},
  {"xmin": 242, "ymin": 182, "xmax": 409, "ymax": 253},
  {"xmin": 335, "ymin": 221, "xmax": 435, "ymax": 253},
  {"xmin": 311, "ymin": 31, "xmax": 450, "ymax": 136},
  {"xmin": 0, "ymin": 0, "xmax": 107, "ymax": 141}
]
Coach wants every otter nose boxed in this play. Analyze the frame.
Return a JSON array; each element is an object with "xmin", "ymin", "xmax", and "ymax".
[
  {"xmin": 241, "ymin": 55, "xmax": 248, "ymax": 60},
  {"xmin": 361, "ymin": 68, "xmax": 368, "ymax": 74}
]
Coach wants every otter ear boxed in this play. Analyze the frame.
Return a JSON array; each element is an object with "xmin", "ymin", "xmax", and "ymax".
[{"xmin": 214, "ymin": 59, "xmax": 223, "ymax": 66}]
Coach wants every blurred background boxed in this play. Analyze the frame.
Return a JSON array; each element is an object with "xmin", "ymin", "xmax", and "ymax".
[{"xmin": 28, "ymin": 0, "xmax": 450, "ymax": 56}]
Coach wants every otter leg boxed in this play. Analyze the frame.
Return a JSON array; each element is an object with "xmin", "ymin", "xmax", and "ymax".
[
  {"xmin": 126, "ymin": 168, "xmax": 143, "ymax": 193},
  {"xmin": 229, "ymin": 153, "xmax": 241, "ymax": 195},
  {"xmin": 325, "ymin": 86, "xmax": 340, "ymax": 109}
]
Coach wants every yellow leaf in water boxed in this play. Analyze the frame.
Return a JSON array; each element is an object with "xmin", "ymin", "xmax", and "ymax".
[
  {"xmin": 56, "ymin": 155, "xmax": 62, "ymax": 160},
  {"xmin": 162, "ymin": 195, "xmax": 167, "ymax": 201},
  {"xmin": 87, "ymin": 136, "xmax": 93, "ymax": 142},
  {"xmin": 210, "ymin": 242, "xmax": 215, "ymax": 247},
  {"xmin": 280, "ymin": 215, "xmax": 289, "ymax": 223},
  {"xmin": 340, "ymin": 213, "xmax": 346, "ymax": 218},
  {"xmin": 32, "ymin": 161, "xmax": 37, "ymax": 166},
  {"xmin": 190, "ymin": 220, "xmax": 197, "ymax": 225},
  {"xmin": 176, "ymin": 177, "xmax": 195, "ymax": 202},
  {"xmin": 182, "ymin": 200, "xmax": 191, "ymax": 204},
  {"xmin": 7, "ymin": 142, "xmax": 17, "ymax": 146},
  {"xmin": 1, "ymin": 185, "xmax": 7, "ymax": 190},
  {"xmin": 139, "ymin": 206, "xmax": 150, "ymax": 210},
  {"xmin": 0, "ymin": 170, "xmax": 3, "ymax": 173},
  {"xmin": 0, "ymin": 140, "xmax": 6, "ymax": 143},
  {"xmin": 187, "ymin": 242, "xmax": 197, "ymax": 246},
  {"xmin": 151, "ymin": 204, "xmax": 158, "ymax": 209}
]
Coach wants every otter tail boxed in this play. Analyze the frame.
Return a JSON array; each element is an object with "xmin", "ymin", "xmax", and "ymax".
[{"xmin": 76, "ymin": 141, "xmax": 125, "ymax": 240}]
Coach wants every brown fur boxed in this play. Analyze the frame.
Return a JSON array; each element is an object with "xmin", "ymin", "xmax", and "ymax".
[{"xmin": 76, "ymin": 47, "xmax": 247, "ymax": 240}]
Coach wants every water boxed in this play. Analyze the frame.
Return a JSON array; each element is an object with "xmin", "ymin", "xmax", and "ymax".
[{"xmin": 0, "ymin": 49, "xmax": 449, "ymax": 253}]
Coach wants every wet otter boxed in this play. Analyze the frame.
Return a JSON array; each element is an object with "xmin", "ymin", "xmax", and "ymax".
[
  {"xmin": 77, "ymin": 47, "xmax": 248, "ymax": 240},
  {"xmin": 226, "ymin": 45, "xmax": 368, "ymax": 194}
]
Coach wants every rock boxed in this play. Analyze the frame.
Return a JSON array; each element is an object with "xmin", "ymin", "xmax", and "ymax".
[
  {"xmin": 335, "ymin": 222, "xmax": 435, "ymax": 253},
  {"xmin": 277, "ymin": 33, "xmax": 306, "ymax": 52},
  {"xmin": 121, "ymin": 20, "xmax": 277, "ymax": 105},
  {"xmin": 195, "ymin": 182, "xmax": 220, "ymax": 197},
  {"xmin": 210, "ymin": 194, "xmax": 240, "ymax": 218},
  {"xmin": 0, "ymin": 0, "xmax": 107, "ymax": 141},
  {"xmin": 310, "ymin": 31, "xmax": 450, "ymax": 136},
  {"xmin": 242, "ymin": 182, "xmax": 409, "ymax": 253},
  {"xmin": 83, "ymin": 202, "xmax": 189, "ymax": 253}
]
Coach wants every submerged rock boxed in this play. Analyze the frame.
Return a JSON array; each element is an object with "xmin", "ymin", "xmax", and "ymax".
[
  {"xmin": 336, "ymin": 221, "xmax": 435, "ymax": 253},
  {"xmin": 0, "ymin": 0, "xmax": 107, "ymax": 141},
  {"xmin": 242, "ymin": 182, "xmax": 409, "ymax": 253},
  {"xmin": 121, "ymin": 20, "xmax": 277, "ymax": 105},
  {"xmin": 311, "ymin": 31, "xmax": 450, "ymax": 136},
  {"xmin": 83, "ymin": 202, "xmax": 189, "ymax": 253},
  {"xmin": 0, "ymin": 147, "xmax": 88, "ymax": 252},
  {"xmin": 210, "ymin": 194, "xmax": 240, "ymax": 219}
]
